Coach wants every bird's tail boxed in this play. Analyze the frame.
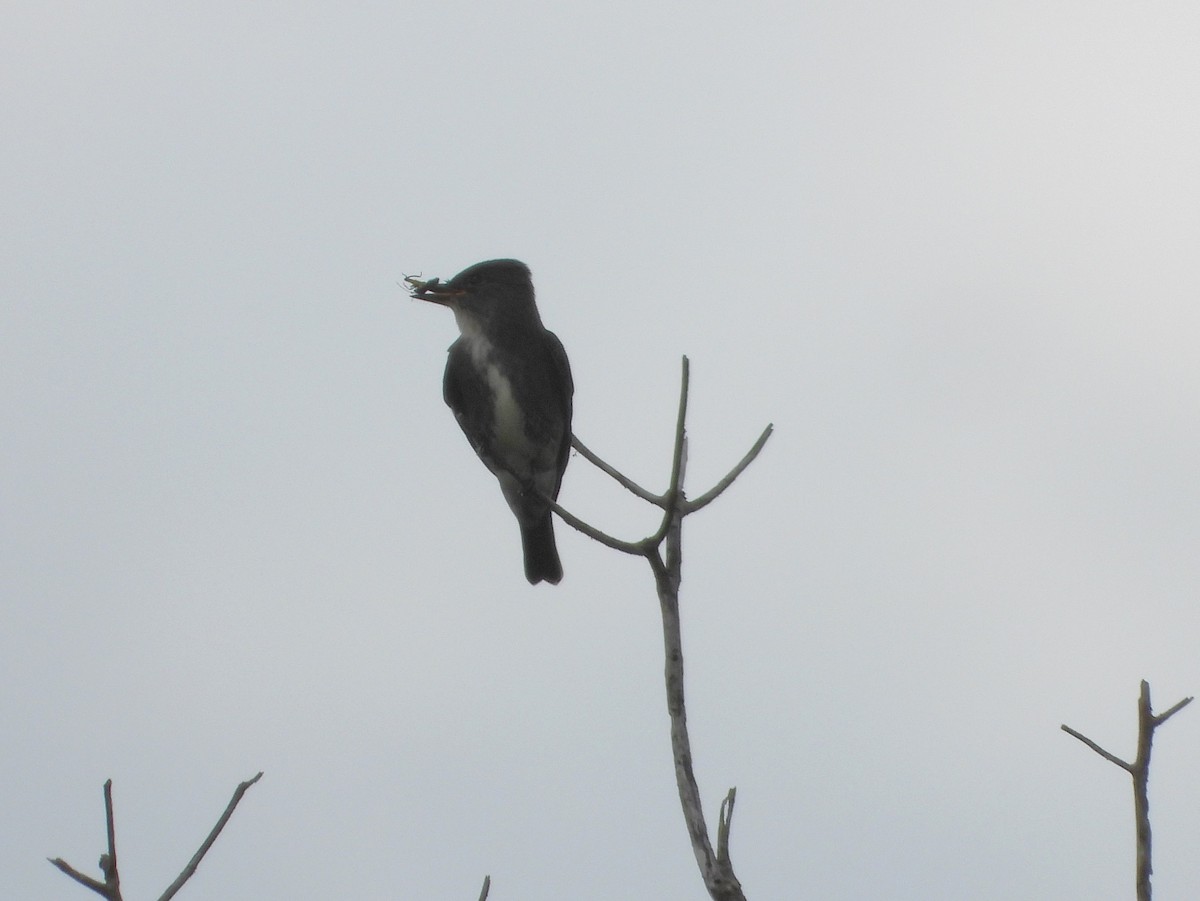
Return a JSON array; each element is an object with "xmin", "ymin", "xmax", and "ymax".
[{"xmin": 521, "ymin": 514, "xmax": 562, "ymax": 585}]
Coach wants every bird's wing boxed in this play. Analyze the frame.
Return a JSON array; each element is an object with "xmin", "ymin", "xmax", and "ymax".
[
  {"xmin": 544, "ymin": 330, "xmax": 574, "ymax": 491},
  {"xmin": 443, "ymin": 339, "xmax": 500, "ymax": 469}
]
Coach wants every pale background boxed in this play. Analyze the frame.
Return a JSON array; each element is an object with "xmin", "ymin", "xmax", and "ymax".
[{"xmin": 3, "ymin": 2, "xmax": 1199, "ymax": 899}]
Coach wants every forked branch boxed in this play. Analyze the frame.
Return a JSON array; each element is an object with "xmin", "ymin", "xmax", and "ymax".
[
  {"xmin": 50, "ymin": 773, "xmax": 263, "ymax": 901},
  {"xmin": 557, "ymin": 357, "xmax": 773, "ymax": 557},
  {"xmin": 553, "ymin": 356, "xmax": 770, "ymax": 901},
  {"xmin": 1062, "ymin": 681, "xmax": 1193, "ymax": 901}
]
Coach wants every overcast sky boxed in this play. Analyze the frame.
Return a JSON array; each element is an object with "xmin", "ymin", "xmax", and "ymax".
[{"xmin": 4, "ymin": 2, "xmax": 1200, "ymax": 899}]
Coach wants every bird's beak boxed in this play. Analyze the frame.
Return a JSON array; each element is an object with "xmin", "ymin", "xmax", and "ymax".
[{"xmin": 404, "ymin": 275, "xmax": 464, "ymax": 306}]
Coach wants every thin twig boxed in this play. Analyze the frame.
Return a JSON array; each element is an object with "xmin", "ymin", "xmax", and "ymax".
[
  {"xmin": 47, "ymin": 780, "xmax": 124, "ymax": 900},
  {"xmin": 46, "ymin": 858, "xmax": 110, "ymax": 898},
  {"xmin": 158, "ymin": 772, "xmax": 263, "ymax": 901},
  {"xmin": 643, "ymin": 357, "xmax": 692, "ymax": 550},
  {"xmin": 548, "ymin": 498, "xmax": 648, "ymax": 556},
  {"xmin": 1154, "ymin": 695, "xmax": 1193, "ymax": 726},
  {"xmin": 103, "ymin": 780, "xmax": 119, "ymax": 894},
  {"xmin": 570, "ymin": 435, "xmax": 660, "ymax": 503},
  {"xmin": 48, "ymin": 774, "xmax": 266, "ymax": 901},
  {"xmin": 1060, "ymin": 724, "xmax": 1132, "ymax": 772},
  {"xmin": 685, "ymin": 424, "xmax": 774, "ymax": 514},
  {"xmin": 558, "ymin": 359, "xmax": 772, "ymax": 561},
  {"xmin": 665, "ymin": 356, "xmax": 691, "ymax": 508}
]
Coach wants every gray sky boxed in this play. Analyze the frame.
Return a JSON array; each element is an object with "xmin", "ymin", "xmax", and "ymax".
[{"xmin": 4, "ymin": 2, "xmax": 1200, "ymax": 899}]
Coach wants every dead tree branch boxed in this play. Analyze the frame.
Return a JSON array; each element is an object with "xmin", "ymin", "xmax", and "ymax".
[
  {"xmin": 50, "ymin": 773, "xmax": 263, "ymax": 901},
  {"xmin": 158, "ymin": 772, "xmax": 264, "ymax": 901},
  {"xmin": 48, "ymin": 780, "xmax": 122, "ymax": 900},
  {"xmin": 1062, "ymin": 680, "xmax": 1193, "ymax": 901},
  {"xmin": 553, "ymin": 355, "xmax": 771, "ymax": 901}
]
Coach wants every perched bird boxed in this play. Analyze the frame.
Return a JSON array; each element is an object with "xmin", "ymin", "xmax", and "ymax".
[{"xmin": 410, "ymin": 260, "xmax": 573, "ymax": 584}]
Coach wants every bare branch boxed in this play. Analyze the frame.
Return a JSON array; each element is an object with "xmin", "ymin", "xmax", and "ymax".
[
  {"xmin": 52, "ymin": 775, "xmax": 262, "ymax": 901},
  {"xmin": 548, "ymin": 498, "xmax": 649, "ymax": 556},
  {"xmin": 477, "ymin": 874, "xmax": 491, "ymax": 901},
  {"xmin": 649, "ymin": 369, "xmax": 745, "ymax": 900},
  {"xmin": 716, "ymin": 788, "xmax": 737, "ymax": 867},
  {"xmin": 1064, "ymin": 681, "xmax": 1192, "ymax": 901},
  {"xmin": 1060, "ymin": 724, "xmax": 1133, "ymax": 772},
  {"xmin": 653, "ymin": 550, "xmax": 744, "ymax": 901},
  {"xmin": 665, "ymin": 356, "xmax": 690, "ymax": 508},
  {"xmin": 570, "ymin": 435, "xmax": 660, "ymax": 503},
  {"xmin": 1153, "ymin": 695, "xmax": 1193, "ymax": 726},
  {"xmin": 652, "ymin": 559, "xmax": 713, "ymax": 879},
  {"xmin": 48, "ymin": 779, "xmax": 124, "ymax": 900},
  {"xmin": 563, "ymin": 359, "xmax": 771, "ymax": 559},
  {"xmin": 556, "ymin": 357, "xmax": 760, "ymax": 900},
  {"xmin": 46, "ymin": 858, "xmax": 110, "ymax": 898},
  {"xmin": 157, "ymin": 772, "xmax": 264, "ymax": 901},
  {"xmin": 663, "ymin": 444, "xmax": 686, "ymax": 575},
  {"xmin": 685, "ymin": 424, "xmax": 774, "ymax": 514},
  {"xmin": 103, "ymin": 780, "xmax": 119, "ymax": 894}
]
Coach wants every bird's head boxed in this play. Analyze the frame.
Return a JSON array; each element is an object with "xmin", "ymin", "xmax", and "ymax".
[{"xmin": 407, "ymin": 259, "xmax": 539, "ymax": 331}]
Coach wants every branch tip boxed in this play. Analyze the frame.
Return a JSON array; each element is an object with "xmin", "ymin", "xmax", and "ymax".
[
  {"xmin": 1155, "ymin": 695, "xmax": 1193, "ymax": 725},
  {"xmin": 1061, "ymin": 723, "xmax": 1133, "ymax": 771},
  {"xmin": 686, "ymin": 422, "xmax": 774, "ymax": 514},
  {"xmin": 158, "ymin": 772, "xmax": 264, "ymax": 901},
  {"xmin": 717, "ymin": 787, "xmax": 737, "ymax": 865}
]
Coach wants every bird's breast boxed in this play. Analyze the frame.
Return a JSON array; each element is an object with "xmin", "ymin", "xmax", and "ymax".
[
  {"xmin": 460, "ymin": 330, "xmax": 537, "ymax": 470},
  {"xmin": 485, "ymin": 362, "xmax": 531, "ymax": 460}
]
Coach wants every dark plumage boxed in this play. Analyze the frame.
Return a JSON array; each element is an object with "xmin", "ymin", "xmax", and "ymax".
[{"xmin": 412, "ymin": 260, "xmax": 573, "ymax": 584}]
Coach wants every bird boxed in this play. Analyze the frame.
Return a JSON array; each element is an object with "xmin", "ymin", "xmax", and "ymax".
[{"xmin": 410, "ymin": 259, "xmax": 573, "ymax": 585}]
